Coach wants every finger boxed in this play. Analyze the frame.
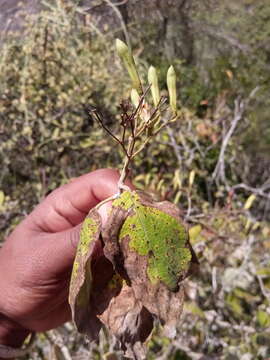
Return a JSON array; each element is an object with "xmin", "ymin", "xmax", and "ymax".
[
  {"xmin": 23, "ymin": 301, "xmax": 71, "ymax": 332},
  {"xmin": 27, "ymin": 169, "xmax": 133, "ymax": 233},
  {"xmin": 41, "ymin": 198, "xmax": 114, "ymax": 271}
]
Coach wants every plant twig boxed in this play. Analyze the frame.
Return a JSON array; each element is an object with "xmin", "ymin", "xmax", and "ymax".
[
  {"xmin": 231, "ymin": 183, "xmax": 270, "ymax": 200},
  {"xmin": 256, "ymin": 275, "xmax": 270, "ymax": 300},
  {"xmin": 87, "ymin": 105, "xmax": 129, "ymax": 158},
  {"xmin": 104, "ymin": 0, "xmax": 131, "ymax": 48},
  {"xmin": 212, "ymin": 97, "xmax": 245, "ymax": 185},
  {"xmin": 212, "ymin": 87, "xmax": 259, "ymax": 186}
]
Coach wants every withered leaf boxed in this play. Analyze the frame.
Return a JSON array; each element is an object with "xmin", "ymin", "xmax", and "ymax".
[
  {"xmin": 69, "ymin": 190, "xmax": 198, "ymax": 359},
  {"xmin": 109, "ymin": 191, "xmax": 198, "ymax": 340},
  {"xmin": 99, "ymin": 285, "xmax": 153, "ymax": 360},
  {"xmin": 69, "ymin": 209, "xmax": 121, "ymax": 341}
]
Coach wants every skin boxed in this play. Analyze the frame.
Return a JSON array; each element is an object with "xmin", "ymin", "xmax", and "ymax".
[{"xmin": 0, "ymin": 169, "xmax": 132, "ymax": 351}]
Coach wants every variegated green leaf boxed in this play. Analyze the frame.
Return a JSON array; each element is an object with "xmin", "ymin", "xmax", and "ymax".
[
  {"xmin": 69, "ymin": 209, "xmax": 103, "ymax": 339},
  {"xmin": 112, "ymin": 191, "xmax": 192, "ymax": 291}
]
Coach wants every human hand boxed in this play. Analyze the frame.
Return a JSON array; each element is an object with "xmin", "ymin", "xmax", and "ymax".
[{"xmin": 0, "ymin": 169, "xmax": 129, "ymax": 347}]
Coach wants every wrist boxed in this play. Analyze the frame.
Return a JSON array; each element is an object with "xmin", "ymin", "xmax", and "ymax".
[{"xmin": 0, "ymin": 313, "xmax": 30, "ymax": 348}]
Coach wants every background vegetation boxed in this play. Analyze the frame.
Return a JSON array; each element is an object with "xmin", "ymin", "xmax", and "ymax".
[{"xmin": 0, "ymin": 0, "xmax": 269, "ymax": 359}]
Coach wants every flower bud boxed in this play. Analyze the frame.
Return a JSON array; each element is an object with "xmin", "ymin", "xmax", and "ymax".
[
  {"xmin": 116, "ymin": 39, "xmax": 142, "ymax": 95},
  {"xmin": 148, "ymin": 65, "xmax": 160, "ymax": 107},
  {"xmin": 167, "ymin": 65, "xmax": 177, "ymax": 113}
]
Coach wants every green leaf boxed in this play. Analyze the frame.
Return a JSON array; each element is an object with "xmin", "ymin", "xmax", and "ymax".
[
  {"xmin": 257, "ymin": 310, "xmax": 270, "ymax": 328},
  {"xmin": 233, "ymin": 288, "xmax": 260, "ymax": 303},
  {"xmin": 189, "ymin": 225, "xmax": 202, "ymax": 244},
  {"xmin": 69, "ymin": 209, "xmax": 104, "ymax": 339},
  {"xmin": 256, "ymin": 267, "xmax": 270, "ymax": 277},
  {"xmin": 185, "ymin": 301, "xmax": 206, "ymax": 318},
  {"xmin": 226, "ymin": 293, "xmax": 244, "ymax": 317},
  {"xmin": 110, "ymin": 190, "xmax": 198, "ymax": 341},
  {"xmin": 114, "ymin": 191, "xmax": 192, "ymax": 291},
  {"xmin": 244, "ymin": 194, "xmax": 256, "ymax": 210}
]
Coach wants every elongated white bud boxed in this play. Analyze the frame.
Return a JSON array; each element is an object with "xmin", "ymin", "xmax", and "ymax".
[
  {"xmin": 130, "ymin": 88, "xmax": 140, "ymax": 108},
  {"xmin": 167, "ymin": 65, "xmax": 177, "ymax": 113},
  {"xmin": 116, "ymin": 39, "xmax": 143, "ymax": 95},
  {"xmin": 148, "ymin": 65, "xmax": 160, "ymax": 107}
]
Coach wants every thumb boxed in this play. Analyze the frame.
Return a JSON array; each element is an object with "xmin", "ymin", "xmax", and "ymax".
[{"xmin": 43, "ymin": 201, "xmax": 112, "ymax": 271}]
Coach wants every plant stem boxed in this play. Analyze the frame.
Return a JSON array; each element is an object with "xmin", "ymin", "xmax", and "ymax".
[
  {"xmin": 117, "ymin": 155, "xmax": 131, "ymax": 192},
  {"xmin": 117, "ymin": 134, "xmax": 136, "ymax": 192}
]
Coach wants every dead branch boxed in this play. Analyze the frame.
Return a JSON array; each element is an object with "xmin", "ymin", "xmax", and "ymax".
[{"xmin": 212, "ymin": 87, "xmax": 259, "ymax": 186}]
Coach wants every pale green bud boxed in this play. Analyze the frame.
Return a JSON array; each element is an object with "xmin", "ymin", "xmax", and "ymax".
[
  {"xmin": 167, "ymin": 65, "xmax": 177, "ymax": 113},
  {"xmin": 115, "ymin": 39, "xmax": 142, "ymax": 95},
  {"xmin": 130, "ymin": 88, "xmax": 140, "ymax": 108},
  {"xmin": 148, "ymin": 65, "xmax": 160, "ymax": 107}
]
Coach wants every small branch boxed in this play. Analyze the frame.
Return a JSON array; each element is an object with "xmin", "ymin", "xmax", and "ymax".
[
  {"xmin": 131, "ymin": 137, "xmax": 151, "ymax": 158},
  {"xmin": 193, "ymin": 21, "xmax": 251, "ymax": 53},
  {"xmin": 117, "ymin": 134, "xmax": 136, "ymax": 191},
  {"xmin": 212, "ymin": 87, "xmax": 259, "ymax": 185},
  {"xmin": 231, "ymin": 183, "xmax": 270, "ymax": 200},
  {"xmin": 104, "ymin": 0, "xmax": 131, "ymax": 48},
  {"xmin": 257, "ymin": 275, "xmax": 270, "ymax": 300},
  {"xmin": 212, "ymin": 97, "xmax": 245, "ymax": 184},
  {"xmin": 88, "ymin": 106, "xmax": 129, "ymax": 157},
  {"xmin": 212, "ymin": 266, "xmax": 218, "ymax": 293}
]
